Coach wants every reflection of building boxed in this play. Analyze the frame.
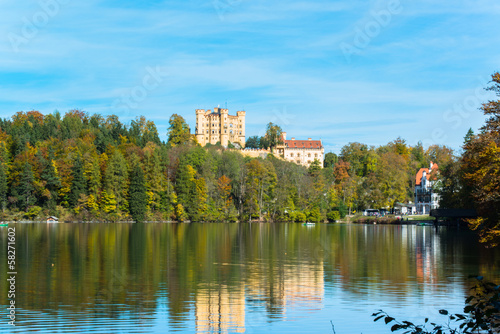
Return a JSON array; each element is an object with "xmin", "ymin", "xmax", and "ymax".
[
  {"xmin": 245, "ymin": 261, "xmax": 324, "ymax": 315},
  {"xmin": 414, "ymin": 162, "xmax": 440, "ymax": 214},
  {"xmin": 276, "ymin": 132, "xmax": 324, "ymax": 168},
  {"xmin": 195, "ymin": 107, "xmax": 246, "ymax": 147},
  {"xmin": 195, "ymin": 285, "xmax": 245, "ymax": 333}
]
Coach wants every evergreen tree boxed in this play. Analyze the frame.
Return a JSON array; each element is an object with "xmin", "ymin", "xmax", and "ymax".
[
  {"xmin": 129, "ymin": 165, "xmax": 147, "ymax": 222},
  {"xmin": 464, "ymin": 128, "xmax": 475, "ymax": 145},
  {"xmin": 0, "ymin": 162, "xmax": 7, "ymax": 214},
  {"xmin": 40, "ymin": 149, "xmax": 61, "ymax": 210},
  {"xmin": 18, "ymin": 162, "xmax": 36, "ymax": 210},
  {"xmin": 69, "ymin": 155, "xmax": 86, "ymax": 208}
]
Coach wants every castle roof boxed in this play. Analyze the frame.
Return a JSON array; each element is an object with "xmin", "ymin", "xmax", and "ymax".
[
  {"xmin": 285, "ymin": 139, "xmax": 322, "ymax": 149},
  {"xmin": 415, "ymin": 162, "xmax": 439, "ymax": 186}
]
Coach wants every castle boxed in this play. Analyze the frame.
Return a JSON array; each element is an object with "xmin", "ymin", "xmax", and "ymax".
[
  {"xmin": 194, "ymin": 107, "xmax": 324, "ymax": 168},
  {"xmin": 195, "ymin": 107, "xmax": 246, "ymax": 148}
]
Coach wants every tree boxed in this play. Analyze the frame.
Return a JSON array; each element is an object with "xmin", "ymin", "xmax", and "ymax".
[
  {"xmin": 69, "ymin": 155, "xmax": 86, "ymax": 208},
  {"xmin": 17, "ymin": 162, "xmax": 36, "ymax": 210},
  {"xmin": 0, "ymin": 161, "xmax": 7, "ymax": 215},
  {"xmin": 245, "ymin": 136, "xmax": 260, "ymax": 149},
  {"xmin": 460, "ymin": 72, "xmax": 500, "ymax": 246},
  {"xmin": 167, "ymin": 114, "xmax": 191, "ymax": 147},
  {"xmin": 464, "ymin": 128, "xmax": 474, "ymax": 145},
  {"xmin": 324, "ymin": 152, "xmax": 338, "ymax": 168},
  {"xmin": 104, "ymin": 150, "xmax": 129, "ymax": 213},
  {"xmin": 39, "ymin": 149, "xmax": 61, "ymax": 210},
  {"xmin": 129, "ymin": 165, "xmax": 147, "ymax": 222},
  {"xmin": 264, "ymin": 122, "xmax": 283, "ymax": 152}
]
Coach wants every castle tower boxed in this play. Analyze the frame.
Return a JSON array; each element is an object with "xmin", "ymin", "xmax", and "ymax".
[
  {"xmin": 220, "ymin": 108, "xmax": 229, "ymax": 146},
  {"xmin": 237, "ymin": 111, "xmax": 246, "ymax": 148},
  {"xmin": 195, "ymin": 109, "xmax": 206, "ymax": 146}
]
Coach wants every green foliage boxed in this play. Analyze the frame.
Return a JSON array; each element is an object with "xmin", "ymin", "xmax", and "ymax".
[
  {"xmin": 324, "ymin": 152, "xmax": 338, "ymax": 168},
  {"xmin": 327, "ymin": 210, "xmax": 340, "ymax": 222},
  {"xmin": 69, "ymin": 155, "xmax": 86, "ymax": 208},
  {"xmin": 129, "ymin": 165, "xmax": 147, "ymax": 222},
  {"xmin": 245, "ymin": 136, "xmax": 260, "ymax": 149},
  {"xmin": 265, "ymin": 122, "xmax": 283, "ymax": 152},
  {"xmin": 167, "ymin": 114, "xmax": 191, "ymax": 147},
  {"xmin": 373, "ymin": 277, "xmax": 500, "ymax": 334}
]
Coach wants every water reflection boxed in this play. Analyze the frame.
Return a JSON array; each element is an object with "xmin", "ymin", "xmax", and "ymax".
[{"xmin": 0, "ymin": 223, "xmax": 499, "ymax": 333}]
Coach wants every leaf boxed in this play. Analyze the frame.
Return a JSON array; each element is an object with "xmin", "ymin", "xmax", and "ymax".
[
  {"xmin": 391, "ymin": 324, "xmax": 401, "ymax": 332},
  {"xmin": 464, "ymin": 305, "xmax": 474, "ymax": 313},
  {"xmin": 438, "ymin": 309, "xmax": 448, "ymax": 315},
  {"xmin": 374, "ymin": 315, "xmax": 384, "ymax": 322},
  {"xmin": 424, "ymin": 318, "xmax": 428, "ymax": 323},
  {"xmin": 385, "ymin": 317, "xmax": 394, "ymax": 324}
]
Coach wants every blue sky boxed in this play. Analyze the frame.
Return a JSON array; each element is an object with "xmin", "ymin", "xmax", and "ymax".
[{"xmin": 1, "ymin": 0, "xmax": 499, "ymax": 153}]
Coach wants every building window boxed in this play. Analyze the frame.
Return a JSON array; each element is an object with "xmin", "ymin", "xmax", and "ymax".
[
  {"xmin": 315, "ymin": 154, "xmax": 318, "ymax": 157},
  {"xmin": 308, "ymin": 153, "xmax": 311, "ymax": 157},
  {"xmin": 297, "ymin": 153, "xmax": 300, "ymax": 157},
  {"xmin": 290, "ymin": 153, "xmax": 294, "ymax": 157}
]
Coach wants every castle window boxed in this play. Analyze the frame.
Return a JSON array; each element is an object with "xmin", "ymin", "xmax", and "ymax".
[
  {"xmin": 308, "ymin": 153, "xmax": 311, "ymax": 158},
  {"xmin": 225, "ymin": 130, "xmax": 227, "ymax": 133},
  {"xmin": 315, "ymin": 154, "xmax": 318, "ymax": 157},
  {"xmin": 290, "ymin": 153, "xmax": 294, "ymax": 157},
  {"xmin": 297, "ymin": 153, "xmax": 300, "ymax": 157}
]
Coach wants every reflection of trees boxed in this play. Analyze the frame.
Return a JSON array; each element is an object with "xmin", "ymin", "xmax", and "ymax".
[{"xmin": 1, "ymin": 223, "xmax": 499, "ymax": 332}]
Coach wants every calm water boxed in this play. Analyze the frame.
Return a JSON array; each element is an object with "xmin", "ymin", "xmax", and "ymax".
[{"xmin": 1, "ymin": 223, "xmax": 499, "ymax": 334}]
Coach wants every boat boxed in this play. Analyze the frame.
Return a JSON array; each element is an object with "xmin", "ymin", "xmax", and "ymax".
[
  {"xmin": 0, "ymin": 223, "xmax": 8, "ymax": 227},
  {"xmin": 303, "ymin": 222, "xmax": 315, "ymax": 226}
]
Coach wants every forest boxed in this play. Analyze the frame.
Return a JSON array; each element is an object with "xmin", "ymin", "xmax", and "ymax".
[
  {"xmin": 0, "ymin": 73, "xmax": 498, "ymax": 241},
  {"xmin": 0, "ymin": 109, "xmax": 453, "ymax": 223}
]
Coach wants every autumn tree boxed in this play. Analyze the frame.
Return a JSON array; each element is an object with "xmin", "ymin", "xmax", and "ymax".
[
  {"xmin": 167, "ymin": 114, "xmax": 191, "ymax": 147},
  {"xmin": 460, "ymin": 72, "xmax": 500, "ymax": 246}
]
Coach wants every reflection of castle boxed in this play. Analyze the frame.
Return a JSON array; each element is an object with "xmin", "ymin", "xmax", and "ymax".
[
  {"xmin": 195, "ymin": 285, "xmax": 245, "ymax": 333},
  {"xmin": 246, "ymin": 261, "xmax": 325, "ymax": 314}
]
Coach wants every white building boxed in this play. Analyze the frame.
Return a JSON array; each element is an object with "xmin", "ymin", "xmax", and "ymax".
[
  {"xmin": 414, "ymin": 162, "xmax": 440, "ymax": 214},
  {"xmin": 276, "ymin": 132, "xmax": 324, "ymax": 168}
]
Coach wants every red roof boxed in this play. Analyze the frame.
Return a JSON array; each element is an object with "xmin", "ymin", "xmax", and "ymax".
[
  {"xmin": 285, "ymin": 139, "xmax": 322, "ymax": 149},
  {"xmin": 415, "ymin": 162, "xmax": 439, "ymax": 186}
]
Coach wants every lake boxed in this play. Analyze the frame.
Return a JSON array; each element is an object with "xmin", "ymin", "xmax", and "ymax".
[{"xmin": 1, "ymin": 223, "xmax": 499, "ymax": 333}]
